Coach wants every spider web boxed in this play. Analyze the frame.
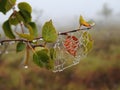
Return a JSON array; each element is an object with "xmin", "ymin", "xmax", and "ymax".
[{"xmin": 53, "ymin": 30, "xmax": 92, "ymax": 72}]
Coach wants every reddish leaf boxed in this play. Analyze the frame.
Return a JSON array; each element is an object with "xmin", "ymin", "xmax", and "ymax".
[{"xmin": 64, "ymin": 35, "xmax": 79, "ymax": 56}]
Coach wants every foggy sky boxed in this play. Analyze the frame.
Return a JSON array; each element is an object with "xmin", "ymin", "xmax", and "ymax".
[{"xmin": 0, "ymin": 0, "xmax": 120, "ymax": 24}]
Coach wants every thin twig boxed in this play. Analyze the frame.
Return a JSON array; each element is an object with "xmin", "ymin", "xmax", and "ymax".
[
  {"xmin": 23, "ymin": 45, "xmax": 29, "ymax": 67},
  {"xmin": 27, "ymin": 42, "xmax": 36, "ymax": 53},
  {"xmin": 0, "ymin": 27, "xmax": 93, "ymax": 45},
  {"xmin": 0, "ymin": 39, "xmax": 28, "ymax": 44},
  {"xmin": 59, "ymin": 27, "xmax": 91, "ymax": 35},
  {"xmin": 19, "ymin": 22, "xmax": 25, "ymax": 33}
]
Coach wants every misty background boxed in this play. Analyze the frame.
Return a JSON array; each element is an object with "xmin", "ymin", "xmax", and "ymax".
[
  {"xmin": 0, "ymin": 0, "xmax": 120, "ymax": 90},
  {"xmin": 0, "ymin": 0, "xmax": 120, "ymax": 31}
]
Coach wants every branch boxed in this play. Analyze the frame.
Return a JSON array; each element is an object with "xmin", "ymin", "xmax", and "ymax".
[
  {"xmin": 0, "ymin": 27, "xmax": 93, "ymax": 46},
  {"xmin": 59, "ymin": 27, "xmax": 91, "ymax": 35},
  {"xmin": 0, "ymin": 39, "xmax": 28, "ymax": 44}
]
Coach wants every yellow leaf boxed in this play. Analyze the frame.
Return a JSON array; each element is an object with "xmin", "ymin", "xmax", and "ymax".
[{"xmin": 79, "ymin": 15, "xmax": 91, "ymax": 28}]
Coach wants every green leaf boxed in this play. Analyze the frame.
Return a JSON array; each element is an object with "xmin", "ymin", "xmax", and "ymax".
[
  {"xmin": 33, "ymin": 52, "xmax": 43, "ymax": 67},
  {"xmin": 18, "ymin": 2, "xmax": 32, "ymax": 13},
  {"xmin": 28, "ymin": 22, "xmax": 38, "ymax": 37},
  {"xmin": 50, "ymin": 48, "xmax": 56, "ymax": 60},
  {"xmin": 2, "ymin": 20, "xmax": 15, "ymax": 39},
  {"xmin": 33, "ymin": 48, "xmax": 55, "ymax": 70},
  {"xmin": 42, "ymin": 20, "xmax": 58, "ymax": 43},
  {"xmin": 16, "ymin": 23, "xmax": 37, "ymax": 40},
  {"xmin": 82, "ymin": 31, "xmax": 93, "ymax": 54},
  {"xmin": 9, "ymin": 11, "xmax": 24, "ymax": 25},
  {"xmin": 87, "ymin": 33, "xmax": 93, "ymax": 52},
  {"xmin": 25, "ymin": 23, "xmax": 34, "ymax": 35},
  {"xmin": 9, "ymin": 10, "xmax": 25, "ymax": 25},
  {"xmin": 33, "ymin": 49, "xmax": 50, "ymax": 67},
  {"xmin": 41, "ymin": 49, "xmax": 49, "ymax": 54},
  {"xmin": 88, "ymin": 32, "xmax": 93, "ymax": 41},
  {"xmin": 0, "ymin": 0, "xmax": 16, "ymax": 14},
  {"xmin": 82, "ymin": 31, "xmax": 88, "ymax": 39},
  {"xmin": 18, "ymin": 2, "xmax": 32, "ymax": 23},
  {"xmin": 19, "ymin": 10, "xmax": 31, "ymax": 23},
  {"xmin": 87, "ymin": 40, "xmax": 93, "ymax": 52},
  {"xmin": 5, "ymin": 0, "xmax": 16, "ymax": 12},
  {"xmin": 46, "ymin": 48, "xmax": 56, "ymax": 70},
  {"xmin": 45, "ymin": 60, "xmax": 54, "ymax": 70},
  {"xmin": 16, "ymin": 33, "xmax": 34, "ymax": 40},
  {"xmin": 16, "ymin": 41, "xmax": 26, "ymax": 52},
  {"xmin": 0, "ymin": 0, "xmax": 6, "ymax": 14},
  {"xmin": 34, "ymin": 47, "xmax": 45, "ymax": 52}
]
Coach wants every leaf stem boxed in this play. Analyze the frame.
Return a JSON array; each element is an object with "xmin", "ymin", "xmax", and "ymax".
[
  {"xmin": 20, "ymin": 22, "xmax": 25, "ymax": 33},
  {"xmin": 23, "ymin": 45, "xmax": 29, "ymax": 67}
]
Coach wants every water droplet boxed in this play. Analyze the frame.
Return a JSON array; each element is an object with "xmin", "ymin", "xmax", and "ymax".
[
  {"xmin": 24, "ymin": 65, "xmax": 28, "ymax": 69},
  {"xmin": 32, "ymin": 40, "xmax": 37, "ymax": 43},
  {"xmin": 39, "ymin": 38, "xmax": 43, "ymax": 41},
  {"xmin": 5, "ymin": 51, "xmax": 8, "ymax": 54}
]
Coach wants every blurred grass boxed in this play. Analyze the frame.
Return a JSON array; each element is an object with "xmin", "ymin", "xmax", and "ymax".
[{"xmin": 0, "ymin": 23, "xmax": 120, "ymax": 90}]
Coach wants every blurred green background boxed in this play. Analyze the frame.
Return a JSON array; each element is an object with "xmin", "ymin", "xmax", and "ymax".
[{"xmin": 0, "ymin": 1, "xmax": 120, "ymax": 90}]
